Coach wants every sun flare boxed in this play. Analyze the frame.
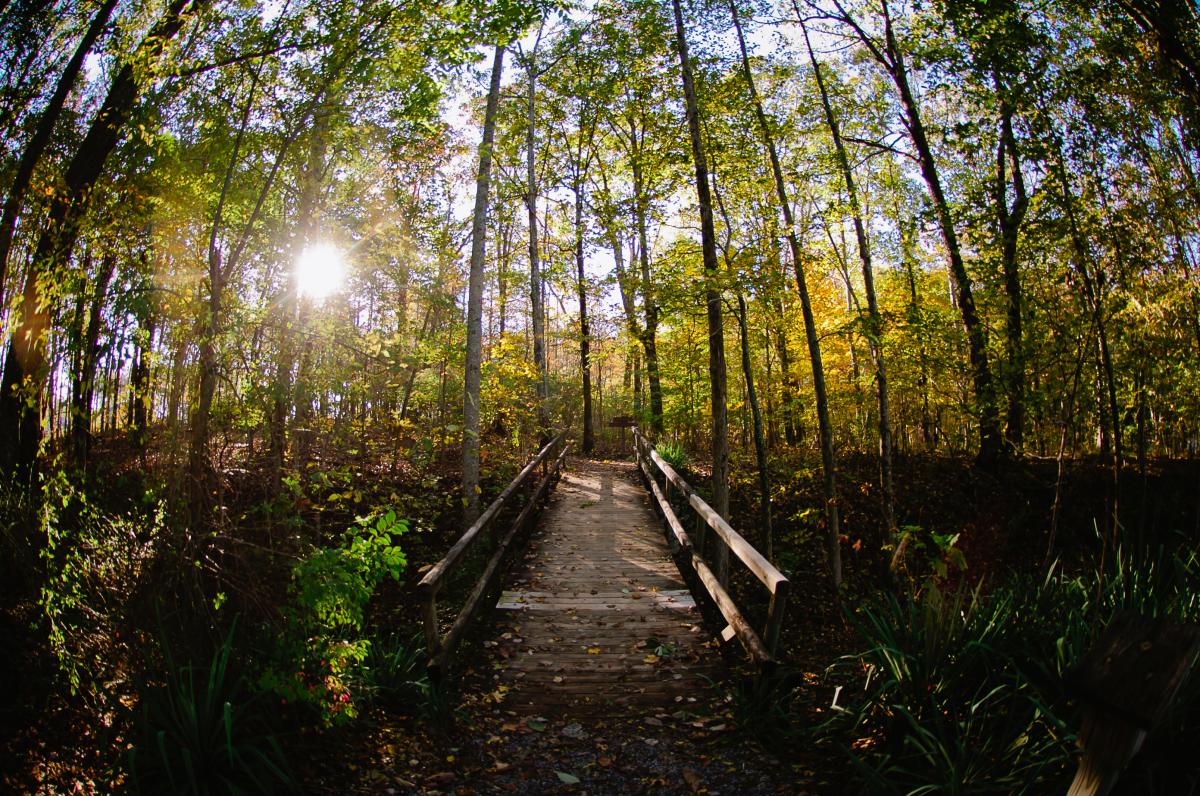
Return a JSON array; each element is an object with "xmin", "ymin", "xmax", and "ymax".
[{"xmin": 295, "ymin": 242, "xmax": 346, "ymax": 301}]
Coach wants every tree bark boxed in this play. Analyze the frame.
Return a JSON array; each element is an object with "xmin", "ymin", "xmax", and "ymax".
[
  {"xmin": 574, "ymin": 174, "xmax": 594, "ymax": 453},
  {"xmin": 739, "ymin": 0, "xmax": 842, "ymax": 587},
  {"xmin": 188, "ymin": 66, "xmax": 297, "ymax": 519},
  {"xmin": 131, "ymin": 312, "xmax": 156, "ymax": 451},
  {"xmin": 994, "ymin": 91, "xmax": 1029, "ymax": 454},
  {"xmin": 798, "ymin": 15, "xmax": 897, "ymax": 559},
  {"xmin": 524, "ymin": 32, "xmax": 550, "ymax": 439},
  {"xmin": 0, "ymin": 0, "xmax": 120, "ymax": 306},
  {"xmin": 0, "ymin": 0, "xmax": 203, "ymax": 480},
  {"xmin": 833, "ymin": 0, "xmax": 1003, "ymax": 468},
  {"xmin": 630, "ymin": 153, "xmax": 665, "ymax": 436},
  {"xmin": 270, "ymin": 105, "xmax": 330, "ymax": 488},
  {"xmin": 672, "ymin": 0, "xmax": 730, "ymax": 584},
  {"xmin": 463, "ymin": 44, "xmax": 505, "ymax": 527},
  {"xmin": 70, "ymin": 252, "xmax": 117, "ymax": 467}
]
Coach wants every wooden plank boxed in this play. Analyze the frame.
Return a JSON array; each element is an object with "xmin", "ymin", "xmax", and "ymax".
[
  {"xmin": 640, "ymin": 453, "xmax": 691, "ymax": 552},
  {"xmin": 1066, "ymin": 612, "xmax": 1200, "ymax": 796},
  {"xmin": 690, "ymin": 552, "xmax": 772, "ymax": 665},
  {"xmin": 763, "ymin": 578, "xmax": 791, "ymax": 656},
  {"xmin": 477, "ymin": 459, "xmax": 717, "ymax": 717},
  {"xmin": 432, "ymin": 450, "xmax": 565, "ymax": 670}
]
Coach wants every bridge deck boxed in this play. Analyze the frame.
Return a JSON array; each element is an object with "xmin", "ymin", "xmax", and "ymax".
[{"xmin": 484, "ymin": 459, "xmax": 719, "ymax": 716}]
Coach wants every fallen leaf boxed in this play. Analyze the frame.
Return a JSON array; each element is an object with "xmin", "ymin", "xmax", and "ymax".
[
  {"xmin": 555, "ymin": 771, "xmax": 581, "ymax": 784},
  {"xmin": 643, "ymin": 655, "xmax": 660, "ymax": 664},
  {"xmin": 527, "ymin": 719, "xmax": 547, "ymax": 732},
  {"xmin": 597, "ymin": 756, "xmax": 612, "ymax": 767},
  {"xmin": 587, "ymin": 646, "xmax": 602, "ymax": 655}
]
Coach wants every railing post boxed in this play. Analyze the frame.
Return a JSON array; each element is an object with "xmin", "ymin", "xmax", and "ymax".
[
  {"xmin": 422, "ymin": 585, "xmax": 441, "ymax": 672},
  {"xmin": 763, "ymin": 579, "xmax": 791, "ymax": 657}
]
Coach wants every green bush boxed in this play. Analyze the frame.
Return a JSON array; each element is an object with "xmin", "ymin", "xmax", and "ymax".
[
  {"xmin": 824, "ymin": 546, "xmax": 1200, "ymax": 794},
  {"xmin": 656, "ymin": 440, "xmax": 686, "ymax": 470},
  {"xmin": 35, "ymin": 466, "xmax": 162, "ymax": 695},
  {"xmin": 359, "ymin": 630, "xmax": 458, "ymax": 723},
  {"xmin": 260, "ymin": 508, "xmax": 407, "ymax": 725},
  {"xmin": 363, "ymin": 630, "xmax": 429, "ymax": 710},
  {"xmin": 128, "ymin": 623, "xmax": 293, "ymax": 794}
]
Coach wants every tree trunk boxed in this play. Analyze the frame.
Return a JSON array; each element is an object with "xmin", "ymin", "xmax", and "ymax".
[
  {"xmin": 881, "ymin": 1, "xmax": 1001, "ymax": 468},
  {"xmin": 525, "ymin": 35, "xmax": 549, "ymax": 439},
  {"xmin": 0, "ymin": 0, "xmax": 120, "ymax": 306},
  {"xmin": 743, "ymin": 0, "xmax": 842, "ymax": 587},
  {"xmin": 631, "ymin": 156, "xmax": 665, "ymax": 436},
  {"xmin": 575, "ymin": 176, "xmax": 594, "ymax": 453},
  {"xmin": 994, "ymin": 92, "xmax": 1029, "ymax": 454},
  {"xmin": 799, "ymin": 16, "xmax": 897, "ymax": 559},
  {"xmin": 270, "ymin": 106, "xmax": 330, "ymax": 488},
  {"xmin": 832, "ymin": 0, "xmax": 1002, "ymax": 468},
  {"xmin": 463, "ymin": 44, "xmax": 505, "ymax": 527},
  {"xmin": 0, "ymin": 0, "xmax": 203, "ymax": 480},
  {"xmin": 70, "ymin": 253, "xmax": 117, "ymax": 467},
  {"xmin": 131, "ymin": 312, "xmax": 156, "ymax": 451},
  {"xmin": 672, "ymin": 0, "xmax": 730, "ymax": 584},
  {"xmin": 188, "ymin": 55, "xmax": 295, "ymax": 519}
]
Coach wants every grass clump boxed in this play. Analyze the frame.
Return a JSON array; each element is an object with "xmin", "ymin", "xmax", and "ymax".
[{"xmin": 823, "ymin": 545, "xmax": 1200, "ymax": 794}]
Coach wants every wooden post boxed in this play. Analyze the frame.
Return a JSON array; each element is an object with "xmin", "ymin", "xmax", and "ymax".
[
  {"xmin": 1067, "ymin": 611, "xmax": 1200, "ymax": 796},
  {"xmin": 611, "ymin": 415, "xmax": 634, "ymax": 454},
  {"xmin": 763, "ymin": 579, "xmax": 791, "ymax": 657},
  {"xmin": 693, "ymin": 510, "xmax": 707, "ymax": 558},
  {"xmin": 422, "ymin": 585, "xmax": 441, "ymax": 675}
]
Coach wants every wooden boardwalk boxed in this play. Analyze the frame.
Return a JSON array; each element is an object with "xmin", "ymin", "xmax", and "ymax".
[{"xmin": 484, "ymin": 459, "xmax": 719, "ymax": 717}]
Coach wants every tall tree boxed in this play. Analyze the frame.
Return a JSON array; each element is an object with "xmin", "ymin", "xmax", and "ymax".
[
  {"xmin": 0, "ymin": 0, "xmax": 206, "ymax": 480},
  {"xmin": 733, "ymin": 0, "xmax": 843, "ymax": 586},
  {"xmin": 519, "ymin": 23, "xmax": 551, "ymax": 439},
  {"xmin": 671, "ymin": 0, "xmax": 730, "ymax": 584},
  {"xmin": 0, "ymin": 0, "xmax": 120, "ymax": 307},
  {"xmin": 463, "ymin": 44, "xmax": 506, "ymax": 526},
  {"xmin": 796, "ymin": 12, "xmax": 897, "ymax": 558},
  {"xmin": 830, "ymin": 0, "xmax": 1004, "ymax": 468}
]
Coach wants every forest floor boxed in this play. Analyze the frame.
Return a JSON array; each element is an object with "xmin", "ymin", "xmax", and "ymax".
[{"xmin": 3, "ymin": 434, "xmax": 1196, "ymax": 793}]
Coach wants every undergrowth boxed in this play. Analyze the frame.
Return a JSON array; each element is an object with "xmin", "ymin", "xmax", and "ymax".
[{"xmin": 819, "ymin": 543, "xmax": 1200, "ymax": 794}]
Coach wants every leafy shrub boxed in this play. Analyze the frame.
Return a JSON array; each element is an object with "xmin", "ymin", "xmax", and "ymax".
[
  {"xmin": 359, "ymin": 630, "xmax": 459, "ymax": 723},
  {"xmin": 363, "ymin": 631, "xmax": 429, "ymax": 710},
  {"xmin": 824, "ymin": 546, "xmax": 1200, "ymax": 794},
  {"xmin": 260, "ymin": 509, "xmax": 407, "ymax": 725},
  {"xmin": 128, "ymin": 623, "xmax": 293, "ymax": 794},
  {"xmin": 656, "ymin": 440, "xmax": 686, "ymax": 470},
  {"xmin": 36, "ymin": 467, "xmax": 160, "ymax": 694}
]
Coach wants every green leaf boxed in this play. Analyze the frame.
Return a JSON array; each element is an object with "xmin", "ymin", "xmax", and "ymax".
[{"xmin": 555, "ymin": 771, "xmax": 580, "ymax": 784}]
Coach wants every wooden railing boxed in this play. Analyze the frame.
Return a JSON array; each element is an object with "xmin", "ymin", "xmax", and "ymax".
[
  {"xmin": 634, "ymin": 428, "xmax": 789, "ymax": 669},
  {"xmin": 419, "ymin": 431, "xmax": 569, "ymax": 676}
]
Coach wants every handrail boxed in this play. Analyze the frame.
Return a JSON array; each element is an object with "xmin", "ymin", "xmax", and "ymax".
[
  {"xmin": 633, "ymin": 427, "xmax": 790, "ymax": 666},
  {"xmin": 419, "ymin": 431, "xmax": 569, "ymax": 675}
]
